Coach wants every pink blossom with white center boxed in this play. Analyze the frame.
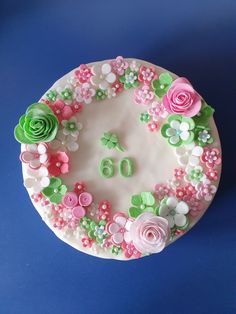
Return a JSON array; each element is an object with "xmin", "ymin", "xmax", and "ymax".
[
  {"xmin": 74, "ymin": 64, "xmax": 93, "ymax": 84},
  {"xmin": 106, "ymin": 212, "xmax": 133, "ymax": 245},
  {"xmin": 206, "ymin": 169, "xmax": 218, "ymax": 181},
  {"xmin": 110, "ymin": 56, "xmax": 129, "ymax": 75},
  {"xmin": 75, "ymin": 83, "xmax": 95, "ymax": 104},
  {"xmin": 138, "ymin": 66, "xmax": 157, "ymax": 85},
  {"xmin": 121, "ymin": 241, "xmax": 141, "ymax": 259},
  {"xmin": 20, "ymin": 143, "xmax": 49, "ymax": 169},
  {"xmin": 154, "ymin": 183, "xmax": 174, "ymax": 200},
  {"xmin": 147, "ymin": 120, "xmax": 158, "ymax": 132},
  {"xmin": 195, "ymin": 181, "xmax": 217, "ymax": 201},
  {"xmin": 200, "ymin": 147, "xmax": 221, "ymax": 169},
  {"xmin": 134, "ymin": 85, "xmax": 154, "ymax": 105},
  {"xmin": 148, "ymin": 101, "xmax": 168, "ymax": 121},
  {"xmin": 174, "ymin": 168, "xmax": 186, "ymax": 180}
]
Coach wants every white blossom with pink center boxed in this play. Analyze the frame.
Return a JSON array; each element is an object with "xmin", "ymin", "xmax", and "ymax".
[
  {"xmin": 20, "ymin": 143, "xmax": 49, "ymax": 169},
  {"xmin": 195, "ymin": 181, "xmax": 217, "ymax": 201},
  {"xmin": 106, "ymin": 212, "xmax": 133, "ymax": 245}
]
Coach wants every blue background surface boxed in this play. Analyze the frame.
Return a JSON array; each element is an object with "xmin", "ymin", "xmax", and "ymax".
[{"xmin": 1, "ymin": 0, "xmax": 236, "ymax": 313}]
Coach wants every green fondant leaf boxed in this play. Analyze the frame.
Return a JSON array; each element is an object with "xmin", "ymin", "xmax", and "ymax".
[
  {"xmin": 144, "ymin": 207, "xmax": 155, "ymax": 213},
  {"xmin": 14, "ymin": 124, "xmax": 33, "ymax": 144},
  {"xmin": 141, "ymin": 192, "xmax": 155, "ymax": 206},
  {"xmin": 159, "ymin": 72, "xmax": 173, "ymax": 85},
  {"xmin": 131, "ymin": 195, "xmax": 142, "ymax": 206},
  {"xmin": 128, "ymin": 207, "xmax": 142, "ymax": 218},
  {"xmin": 161, "ymin": 124, "xmax": 170, "ymax": 138},
  {"xmin": 59, "ymin": 185, "xmax": 67, "ymax": 195},
  {"xmin": 50, "ymin": 193, "xmax": 62, "ymax": 204},
  {"xmin": 49, "ymin": 177, "xmax": 61, "ymax": 188}
]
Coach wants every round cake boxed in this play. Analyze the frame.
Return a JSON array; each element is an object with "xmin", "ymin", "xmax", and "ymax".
[{"xmin": 14, "ymin": 57, "xmax": 222, "ymax": 260}]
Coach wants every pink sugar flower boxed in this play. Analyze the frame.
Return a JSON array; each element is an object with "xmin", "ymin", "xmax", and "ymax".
[
  {"xmin": 111, "ymin": 81, "xmax": 123, "ymax": 94},
  {"xmin": 47, "ymin": 152, "xmax": 69, "ymax": 176},
  {"xmin": 31, "ymin": 193, "xmax": 43, "ymax": 203},
  {"xmin": 51, "ymin": 204, "xmax": 64, "ymax": 215},
  {"xmin": 175, "ymin": 187, "xmax": 187, "ymax": 200},
  {"xmin": 200, "ymin": 148, "xmax": 221, "ymax": 169},
  {"xmin": 154, "ymin": 183, "xmax": 174, "ymax": 200},
  {"xmin": 206, "ymin": 169, "xmax": 218, "ymax": 181},
  {"xmin": 97, "ymin": 200, "xmax": 111, "ymax": 220},
  {"xmin": 138, "ymin": 66, "xmax": 157, "ymax": 85},
  {"xmin": 147, "ymin": 121, "xmax": 158, "ymax": 132},
  {"xmin": 174, "ymin": 168, "xmax": 186, "ymax": 180},
  {"xmin": 121, "ymin": 241, "xmax": 141, "ymax": 259},
  {"xmin": 53, "ymin": 217, "xmax": 66, "ymax": 229},
  {"xmin": 20, "ymin": 143, "xmax": 49, "ymax": 169},
  {"xmin": 106, "ymin": 212, "xmax": 133, "ymax": 245},
  {"xmin": 81, "ymin": 237, "xmax": 93, "ymax": 248},
  {"xmin": 110, "ymin": 56, "xmax": 129, "ymax": 75},
  {"xmin": 74, "ymin": 181, "xmax": 86, "ymax": 195},
  {"xmin": 195, "ymin": 182, "xmax": 217, "ymax": 201},
  {"xmin": 75, "ymin": 83, "xmax": 95, "ymax": 104},
  {"xmin": 49, "ymin": 100, "xmax": 73, "ymax": 123},
  {"xmin": 71, "ymin": 101, "xmax": 83, "ymax": 114},
  {"xmin": 74, "ymin": 64, "xmax": 93, "ymax": 84},
  {"xmin": 148, "ymin": 101, "xmax": 168, "ymax": 121},
  {"xmin": 134, "ymin": 85, "xmax": 154, "ymax": 105}
]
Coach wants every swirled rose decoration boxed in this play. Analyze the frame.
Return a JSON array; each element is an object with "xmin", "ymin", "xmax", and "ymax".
[
  {"xmin": 14, "ymin": 103, "xmax": 58, "ymax": 144},
  {"xmin": 162, "ymin": 77, "xmax": 201, "ymax": 117},
  {"xmin": 130, "ymin": 212, "xmax": 169, "ymax": 254}
]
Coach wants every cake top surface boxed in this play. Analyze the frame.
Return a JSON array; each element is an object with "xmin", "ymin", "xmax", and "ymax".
[{"xmin": 14, "ymin": 57, "xmax": 222, "ymax": 260}]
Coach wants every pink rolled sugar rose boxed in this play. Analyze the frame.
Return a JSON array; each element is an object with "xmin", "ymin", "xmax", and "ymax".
[
  {"xmin": 130, "ymin": 212, "xmax": 169, "ymax": 254},
  {"xmin": 163, "ymin": 77, "xmax": 201, "ymax": 117}
]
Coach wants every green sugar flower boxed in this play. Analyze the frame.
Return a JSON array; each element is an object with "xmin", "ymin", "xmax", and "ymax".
[
  {"xmin": 111, "ymin": 245, "xmax": 122, "ymax": 255},
  {"xmin": 80, "ymin": 218, "xmax": 107, "ymax": 243},
  {"xmin": 194, "ymin": 127, "xmax": 214, "ymax": 147},
  {"xmin": 193, "ymin": 101, "xmax": 214, "ymax": 127},
  {"xmin": 186, "ymin": 166, "xmax": 204, "ymax": 185},
  {"xmin": 60, "ymin": 88, "xmax": 73, "ymax": 100},
  {"xmin": 46, "ymin": 90, "xmax": 57, "ymax": 102},
  {"xmin": 95, "ymin": 88, "xmax": 107, "ymax": 101},
  {"xmin": 42, "ymin": 177, "xmax": 67, "ymax": 204},
  {"xmin": 14, "ymin": 103, "xmax": 59, "ymax": 144},
  {"xmin": 100, "ymin": 132, "xmax": 125, "ymax": 152},
  {"xmin": 161, "ymin": 114, "xmax": 195, "ymax": 147},
  {"xmin": 128, "ymin": 192, "xmax": 157, "ymax": 218},
  {"xmin": 152, "ymin": 72, "xmax": 173, "ymax": 98},
  {"xmin": 140, "ymin": 112, "xmax": 151, "ymax": 123},
  {"xmin": 119, "ymin": 68, "xmax": 139, "ymax": 89}
]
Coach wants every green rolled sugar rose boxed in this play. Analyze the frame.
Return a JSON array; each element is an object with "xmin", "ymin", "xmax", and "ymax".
[{"xmin": 14, "ymin": 103, "xmax": 59, "ymax": 144}]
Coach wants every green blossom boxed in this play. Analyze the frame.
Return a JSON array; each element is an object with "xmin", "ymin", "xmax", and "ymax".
[
  {"xmin": 100, "ymin": 132, "xmax": 124, "ymax": 152},
  {"xmin": 128, "ymin": 192, "xmax": 157, "ymax": 218},
  {"xmin": 111, "ymin": 245, "xmax": 121, "ymax": 255},
  {"xmin": 95, "ymin": 88, "xmax": 107, "ymax": 101},
  {"xmin": 161, "ymin": 114, "xmax": 195, "ymax": 147},
  {"xmin": 80, "ymin": 218, "xmax": 107, "ymax": 243},
  {"xmin": 14, "ymin": 103, "xmax": 58, "ymax": 144},
  {"xmin": 46, "ymin": 90, "xmax": 57, "ymax": 102},
  {"xmin": 140, "ymin": 112, "xmax": 151, "ymax": 123},
  {"xmin": 119, "ymin": 69, "xmax": 139, "ymax": 89},
  {"xmin": 187, "ymin": 167, "xmax": 204, "ymax": 184},
  {"xmin": 151, "ymin": 72, "xmax": 173, "ymax": 98},
  {"xmin": 60, "ymin": 88, "xmax": 73, "ymax": 100},
  {"xmin": 194, "ymin": 127, "xmax": 214, "ymax": 146},
  {"xmin": 42, "ymin": 177, "xmax": 67, "ymax": 204}
]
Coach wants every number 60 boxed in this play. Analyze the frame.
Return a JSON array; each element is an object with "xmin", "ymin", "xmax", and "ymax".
[{"xmin": 99, "ymin": 158, "xmax": 133, "ymax": 178}]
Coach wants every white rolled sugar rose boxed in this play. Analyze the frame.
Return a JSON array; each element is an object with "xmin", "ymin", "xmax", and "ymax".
[{"xmin": 130, "ymin": 212, "xmax": 169, "ymax": 254}]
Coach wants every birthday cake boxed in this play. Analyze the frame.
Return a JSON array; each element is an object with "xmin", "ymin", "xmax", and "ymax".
[{"xmin": 14, "ymin": 57, "xmax": 221, "ymax": 260}]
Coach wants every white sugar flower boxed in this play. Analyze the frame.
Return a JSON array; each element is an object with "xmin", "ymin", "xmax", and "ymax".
[
  {"xmin": 157, "ymin": 197, "xmax": 189, "ymax": 229},
  {"xmin": 175, "ymin": 143, "xmax": 204, "ymax": 167},
  {"xmin": 61, "ymin": 116, "xmax": 83, "ymax": 137},
  {"xmin": 24, "ymin": 166, "xmax": 50, "ymax": 193},
  {"xmin": 91, "ymin": 63, "xmax": 116, "ymax": 90},
  {"xmin": 49, "ymin": 129, "xmax": 79, "ymax": 152}
]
